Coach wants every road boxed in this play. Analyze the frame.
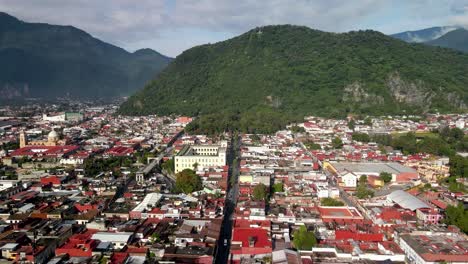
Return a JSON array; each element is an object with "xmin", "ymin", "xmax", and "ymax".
[{"xmin": 215, "ymin": 134, "xmax": 241, "ymax": 264}]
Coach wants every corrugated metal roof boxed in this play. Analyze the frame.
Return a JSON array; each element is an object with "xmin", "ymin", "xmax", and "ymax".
[{"xmin": 387, "ymin": 190, "xmax": 428, "ymax": 211}]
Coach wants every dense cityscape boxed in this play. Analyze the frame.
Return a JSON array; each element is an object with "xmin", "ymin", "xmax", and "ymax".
[
  {"xmin": 0, "ymin": 102, "xmax": 466, "ymax": 263},
  {"xmin": 1, "ymin": 1, "xmax": 468, "ymax": 264}
]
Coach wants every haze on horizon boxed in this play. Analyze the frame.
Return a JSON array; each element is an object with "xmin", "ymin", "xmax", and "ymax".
[{"xmin": 0, "ymin": 0, "xmax": 467, "ymax": 57}]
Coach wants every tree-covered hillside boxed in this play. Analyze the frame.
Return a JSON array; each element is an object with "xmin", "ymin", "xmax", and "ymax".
[
  {"xmin": 427, "ymin": 28, "xmax": 468, "ymax": 53},
  {"xmin": 120, "ymin": 25, "xmax": 468, "ymax": 133},
  {"xmin": 0, "ymin": 12, "xmax": 172, "ymax": 99}
]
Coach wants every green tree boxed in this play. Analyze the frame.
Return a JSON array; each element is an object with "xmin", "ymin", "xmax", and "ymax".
[
  {"xmin": 293, "ymin": 226, "xmax": 317, "ymax": 250},
  {"xmin": 363, "ymin": 117, "xmax": 372, "ymax": 126},
  {"xmin": 356, "ymin": 185, "xmax": 374, "ymax": 199},
  {"xmin": 162, "ymin": 158, "xmax": 175, "ymax": 173},
  {"xmin": 445, "ymin": 203, "xmax": 468, "ymax": 234},
  {"xmin": 348, "ymin": 120, "xmax": 356, "ymax": 131},
  {"xmin": 253, "ymin": 183, "xmax": 268, "ymax": 201},
  {"xmin": 320, "ymin": 197, "xmax": 344, "ymax": 206},
  {"xmin": 379, "ymin": 172, "xmax": 392, "ymax": 183},
  {"xmin": 291, "ymin": 125, "xmax": 305, "ymax": 133},
  {"xmin": 175, "ymin": 169, "xmax": 203, "ymax": 194},
  {"xmin": 332, "ymin": 137, "xmax": 343, "ymax": 149},
  {"xmin": 304, "ymin": 140, "xmax": 321, "ymax": 150},
  {"xmin": 352, "ymin": 133, "xmax": 370, "ymax": 143},
  {"xmin": 359, "ymin": 175, "xmax": 368, "ymax": 185},
  {"xmin": 272, "ymin": 183, "xmax": 284, "ymax": 193}
]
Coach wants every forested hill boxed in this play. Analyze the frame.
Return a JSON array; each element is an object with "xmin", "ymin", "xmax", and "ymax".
[
  {"xmin": 426, "ymin": 28, "xmax": 468, "ymax": 53},
  {"xmin": 120, "ymin": 25, "xmax": 468, "ymax": 134},
  {"xmin": 0, "ymin": 12, "xmax": 172, "ymax": 99}
]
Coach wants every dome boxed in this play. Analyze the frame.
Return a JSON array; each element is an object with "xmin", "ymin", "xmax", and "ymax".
[{"xmin": 48, "ymin": 130, "xmax": 59, "ymax": 142}]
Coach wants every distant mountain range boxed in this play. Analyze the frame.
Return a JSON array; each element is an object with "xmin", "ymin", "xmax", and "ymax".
[
  {"xmin": 119, "ymin": 25, "xmax": 468, "ymax": 133},
  {"xmin": 391, "ymin": 26, "xmax": 468, "ymax": 53},
  {"xmin": 0, "ymin": 12, "xmax": 172, "ymax": 100},
  {"xmin": 391, "ymin": 26, "xmax": 460, "ymax": 43}
]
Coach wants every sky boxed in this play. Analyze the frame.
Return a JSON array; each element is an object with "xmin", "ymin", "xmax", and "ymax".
[{"xmin": 0, "ymin": 0, "xmax": 467, "ymax": 57}]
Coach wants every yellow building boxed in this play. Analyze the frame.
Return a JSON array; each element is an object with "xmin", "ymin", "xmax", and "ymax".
[{"xmin": 19, "ymin": 130, "xmax": 66, "ymax": 148}]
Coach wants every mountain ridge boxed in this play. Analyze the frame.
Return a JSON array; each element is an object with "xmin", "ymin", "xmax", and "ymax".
[
  {"xmin": 391, "ymin": 26, "xmax": 459, "ymax": 43},
  {"xmin": 0, "ymin": 12, "xmax": 172, "ymax": 99}
]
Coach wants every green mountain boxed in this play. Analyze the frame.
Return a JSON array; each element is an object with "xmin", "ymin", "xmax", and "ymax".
[
  {"xmin": 120, "ymin": 25, "xmax": 468, "ymax": 134},
  {"xmin": 391, "ymin": 26, "xmax": 459, "ymax": 43},
  {"xmin": 0, "ymin": 12, "xmax": 172, "ymax": 99},
  {"xmin": 426, "ymin": 28, "xmax": 468, "ymax": 53}
]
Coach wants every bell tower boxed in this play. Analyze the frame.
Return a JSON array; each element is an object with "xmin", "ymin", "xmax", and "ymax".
[{"xmin": 19, "ymin": 130, "xmax": 27, "ymax": 148}]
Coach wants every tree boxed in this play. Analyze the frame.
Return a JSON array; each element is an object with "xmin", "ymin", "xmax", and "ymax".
[
  {"xmin": 363, "ymin": 117, "xmax": 372, "ymax": 126},
  {"xmin": 291, "ymin": 125, "xmax": 305, "ymax": 133},
  {"xmin": 293, "ymin": 225, "xmax": 317, "ymax": 250},
  {"xmin": 304, "ymin": 140, "xmax": 321, "ymax": 150},
  {"xmin": 392, "ymin": 132, "xmax": 418, "ymax": 154},
  {"xmin": 253, "ymin": 183, "xmax": 268, "ymax": 201},
  {"xmin": 162, "ymin": 158, "xmax": 175, "ymax": 173},
  {"xmin": 379, "ymin": 172, "xmax": 392, "ymax": 183},
  {"xmin": 175, "ymin": 169, "xmax": 202, "ymax": 194},
  {"xmin": 352, "ymin": 132, "xmax": 370, "ymax": 143},
  {"xmin": 320, "ymin": 197, "xmax": 344, "ymax": 206},
  {"xmin": 356, "ymin": 175, "xmax": 373, "ymax": 199},
  {"xmin": 445, "ymin": 203, "xmax": 468, "ymax": 234},
  {"xmin": 250, "ymin": 134, "xmax": 261, "ymax": 142},
  {"xmin": 348, "ymin": 120, "xmax": 356, "ymax": 131},
  {"xmin": 332, "ymin": 137, "xmax": 343, "ymax": 149},
  {"xmin": 359, "ymin": 175, "xmax": 368, "ymax": 185},
  {"xmin": 356, "ymin": 185, "xmax": 374, "ymax": 199},
  {"xmin": 272, "ymin": 182, "xmax": 284, "ymax": 193}
]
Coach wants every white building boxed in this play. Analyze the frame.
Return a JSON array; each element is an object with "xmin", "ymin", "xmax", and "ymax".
[
  {"xmin": 43, "ymin": 113, "xmax": 66, "ymax": 122},
  {"xmin": 174, "ymin": 141, "xmax": 227, "ymax": 173},
  {"xmin": 341, "ymin": 172, "xmax": 358, "ymax": 188},
  {"xmin": 91, "ymin": 232, "xmax": 133, "ymax": 249}
]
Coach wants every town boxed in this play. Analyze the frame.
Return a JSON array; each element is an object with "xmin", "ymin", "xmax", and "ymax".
[{"xmin": 0, "ymin": 102, "xmax": 466, "ymax": 264}]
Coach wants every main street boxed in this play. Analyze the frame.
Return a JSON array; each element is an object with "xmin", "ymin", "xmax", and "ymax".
[{"xmin": 215, "ymin": 134, "xmax": 241, "ymax": 264}]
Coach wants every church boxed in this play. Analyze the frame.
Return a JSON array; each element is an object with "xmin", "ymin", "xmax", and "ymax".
[{"xmin": 19, "ymin": 129, "xmax": 67, "ymax": 148}]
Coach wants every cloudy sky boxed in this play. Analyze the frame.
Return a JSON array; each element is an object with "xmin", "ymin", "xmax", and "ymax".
[{"xmin": 1, "ymin": 0, "xmax": 467, "ymax": 57}]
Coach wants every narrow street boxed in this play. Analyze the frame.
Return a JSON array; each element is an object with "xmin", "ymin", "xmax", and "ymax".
[{"xmin": 215, "ymin": 134, "xmax": 241, "ymax": 264}]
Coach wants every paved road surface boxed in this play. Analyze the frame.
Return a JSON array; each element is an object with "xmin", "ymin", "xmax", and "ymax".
[{"xmin": 215, "ymin": 134, "xmax": 241, "ymax": 264}]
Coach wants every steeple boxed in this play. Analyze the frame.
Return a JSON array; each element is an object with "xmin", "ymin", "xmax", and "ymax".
[{"xmin": 19, "ymin": 130, "xmax": 27, "ymax": 148}]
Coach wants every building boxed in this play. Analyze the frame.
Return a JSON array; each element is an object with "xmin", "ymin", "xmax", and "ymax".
[
  {"xmin": 387, "ymin": 190, "xmax": 429, "ymax": 211},
  {"xmin": 415, "ymin": 208, "xmax": 443, "ymax": 225},
  {"xmin": 19, "ymin": 130, "xmax": 66, "ymax": 148},
  {"xmin": 398, "ymin": 232, "xmax": 468, "ymax": 264},
  {"xmin": 10, "ymin": 145, "xmax": 79, "ymax": 159},
  {"xmin": 42, "ymin": 112, "xmax": 83, "ymax": 122},
  {"xmin": 341, "ymin": 172, "xmax": 358, "ymax": 188},
  {"xmin": 129, "ymin": 193, "xmax": 163, "ymax": 219},
  {"xmin": 230, "ymin": 225, "xmax": 272, "ymax": 263},
  {"xmin": 90, "ymin": 232, "xmax": 133, "ymax": 249},
  {"xmin": 174, "ymin": 141, "xmax": 227, "ymax": 173},
  {"xmin": 329, "ymin": 162, "xmax": 418, "ymax": 183},
  {"xmin": 318, "ymin": 206, "xmax": 364, "ymax": 223}
]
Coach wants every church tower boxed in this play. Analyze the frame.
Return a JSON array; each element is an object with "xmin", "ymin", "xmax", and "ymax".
[{"xmin": 19, "ymin": 130, "xmax": 27, "ymax": 148}]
